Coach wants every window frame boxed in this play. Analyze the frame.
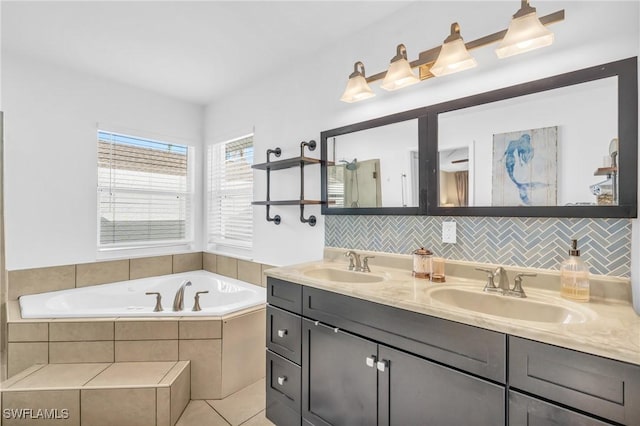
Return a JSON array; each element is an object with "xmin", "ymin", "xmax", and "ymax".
[
  {"xmin": 206, "ymin": 133, "xmax": 254, "ymax": 256},
  {"xmin": 96, "ymin": 128, "xmax": 196, "ymax": 252}
]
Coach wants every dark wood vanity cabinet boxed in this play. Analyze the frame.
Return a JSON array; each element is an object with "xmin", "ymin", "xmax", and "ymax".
[{"xmin": 266, "ymin": 277, "xmax": 640, "ymax": 426}]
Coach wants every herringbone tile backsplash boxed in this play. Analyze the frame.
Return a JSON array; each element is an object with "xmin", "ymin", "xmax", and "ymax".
[{"xmin": 325, "ymin": 216, "xmax": 631, "ymax": 277}]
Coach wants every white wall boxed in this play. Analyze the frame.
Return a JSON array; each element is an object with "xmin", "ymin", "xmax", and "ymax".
[
  {"xmin": 2, "ymin": 53, "xmax": 204, "ymax": 270},
  {"xmin": 204, "ymin": 1, "xmax": 639, "ymax": 267}
]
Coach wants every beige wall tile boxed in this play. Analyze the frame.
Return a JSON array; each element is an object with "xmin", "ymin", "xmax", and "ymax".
[
  {"xmin": 114, "ymin": 340, "xmax": 178, "ymax": 362},
  {"xmin": 8, "ymin": 265, "xmax": 75, "ymax": 300},
  {"xmin": 76, "ymin": 260, "xmax": 129, "ymax": 288},
  {"xmin": 8, "ymin": 322, "xmax": 48, "ymax": 342},
  {"xmin": 170, "ymin": 363, "xmax": 191, "ymax": 426},
  {"xmin": 221, "ymin": 309, "xmax": 266, "ymax": 397},
  {"xmin": 8, "ymin": 342, "xmax": 48, "ymax": 377},
  {"xmin": 87, "ymin": 362, "xmax": 175, "ymax": 387},
  {"xmin": 173, "ymin": 253, "xmax": 203, "ymax": 273},
  {"xmin": 8, "ymin": 363, "xmax": 110, "ymax": 390},
  {"xmin": 157, "ymin": 387, "xmax": 171, "ymax": 426},
  {"xmin": 179, "ymin": 339, "xmax": 222, "ymax": 400},
  {"xmin": 179, "ymin": 320, "xmax": 221, "ymax": 339},
  {"xmin": 50, "ymin": 322, "xmax": 114, "ymax": 341},
  {"xmin": 115, "ymin": 320, "xmax": 178, "ymax": 340},
  {"xmin": 203, "ymin": 253, "xmax": 217, "ymax": 273},
  {"xmin": 238, "ymin": 260, "xmax": 262, "ymax": 286},
  {"xmin": 2, "ymin": 390, "xmax": 80, "ymax": 426},
  {"xmin": 81, "ymin": 388, "xmax": 156, "ymax": 426},
  {"xmin": 130, "ymin": 255, "xmax": 172, "ymax": 280},
  {"xmin": 261, "ymin": 265, "xmax": 275, "ymax": 287},
  {"xmin": 49, "ymin": 341, "xmax": 114, "ymax": 364},
  {"xmin": 216, "ymin": 255, "xmax": 238, "ymax": 279}
]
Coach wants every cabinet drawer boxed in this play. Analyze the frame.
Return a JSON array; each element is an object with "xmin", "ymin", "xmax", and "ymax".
[
  {"xmin": 509, "ymin": 336, "xmax": 640, "ymax": 425},
  {"xmin": 267, "ymin": 277, "xmax": 302, "ymax": 314},
  {"xmin": 267, "ymin": 350, "xmax": 301, "ymax": 415},
  {"xmin": 266, "ymin": 396, "xmax": 301, "ymax": 426},
  {"xmin": 267, "ymin": 305, "xmax": 302, "ymax": 364},
  {"xmin": 303, "ymin": 286, "xmax": 506, "ymax": 383},
  {"xmin": 509, "ymin": 391, "xmax": 613, "ymax": 426}
]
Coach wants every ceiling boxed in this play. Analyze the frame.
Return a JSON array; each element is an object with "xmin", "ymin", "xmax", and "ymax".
[{"xmin": 2, "ymin": 1, "xmax": 413, "ymax": 106}]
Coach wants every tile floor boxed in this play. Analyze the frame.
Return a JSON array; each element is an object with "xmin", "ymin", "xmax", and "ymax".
[{"xmin": 176, "ymin": 378, "xmax": 274, "ymax": 426}]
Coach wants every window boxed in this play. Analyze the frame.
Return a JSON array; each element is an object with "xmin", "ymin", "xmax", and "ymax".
[
  {"xmin": 97, "ymin": 130, "xmax": 193, "ymax": 249},
  {"xmin": 207, "ymin": 135, "xmax": 254, "ymax": 252}
]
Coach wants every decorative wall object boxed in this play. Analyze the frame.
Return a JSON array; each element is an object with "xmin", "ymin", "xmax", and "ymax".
[
  {"xmin": 325, "ymin": 215, "xmax": 631, "ymax": 277},
  {"xmin": 492, "ymin": 126, "xmax": 558, "ymax": 206}
]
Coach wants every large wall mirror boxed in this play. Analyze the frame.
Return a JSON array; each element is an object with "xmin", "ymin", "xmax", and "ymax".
[
  {"xmin": 321, "ymin": 110, "xmax": 427, "ymax": 215},
  {"xmin": 321, "ymin": 57, "xmax": 637, "ymax": 218},
  {"xmin": 427, "ymin": 57, "xmax": 637, "ymax": 218}
]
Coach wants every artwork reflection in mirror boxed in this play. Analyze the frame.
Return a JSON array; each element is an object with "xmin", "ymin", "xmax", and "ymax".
[
  {"xmin": 438, "ymin": 77, "xmax": 618, "ymax": 207},
  {"xmin": 328, "ymin": 120, "xmax": 419, "ymax": 208}
]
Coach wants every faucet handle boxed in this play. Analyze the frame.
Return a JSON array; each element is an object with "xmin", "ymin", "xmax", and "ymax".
[
  {"xmin": 192, "ymin": 291, "xmax": 209, "ymax": 312},
  {"xmin": 509, "ymin": 273, "xmax": 536, "ymax": 298},
  {"xmin": 362, "ymin": 256, "xmax": 375, "ymax": 273},
  {"xmin": 475, "ymin": 268, "xmax": 499, "ymax": 292},
  {"xmin": 145, "ymin": 292, "xmax": 163, "ymax": 312},
  {"xmin": 344, "ymin": 251, "xmax": 356, "ymax": 270}
]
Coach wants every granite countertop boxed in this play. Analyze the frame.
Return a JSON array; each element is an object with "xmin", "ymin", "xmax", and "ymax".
[{"xmin": 265, "ymin": 248, "xmax": 640, "ymax": 366}]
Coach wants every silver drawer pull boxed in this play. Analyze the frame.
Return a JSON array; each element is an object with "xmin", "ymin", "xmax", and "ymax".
[
  {"xmin": 314, "ymin": 321, "xmax": 320, "ymax": 326},
  {"xmin": 277, "ymin": 329, "xmax": 287, "ymax": 338},
  {"xmin": 365, "ymin": 356, "xmax": 377, "ymax": 368},
  {"xmin": 277, "ymin": 376, "xmax": 287, "ymax": 386},
  {"xmin": 377, "ymin": 360, "xmax": 388, "ymax": 372},
  {"xmin": 334, "ymin": 327, "xmax": 339, "ymax": 333}
]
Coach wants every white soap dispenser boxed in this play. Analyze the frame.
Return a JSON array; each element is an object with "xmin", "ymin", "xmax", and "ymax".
[{"xmin": 560, "ymin": 239, "xmax": 590, "ymax": 302}]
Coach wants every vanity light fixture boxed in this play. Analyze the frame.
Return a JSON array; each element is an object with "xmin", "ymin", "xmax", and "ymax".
[
  {"xmin": 430, "ymin": 23, "xmax": 477, "ymax": 77},
  {"xmin": 380, "ymin": 44, "xmax": 420, "ymax": 91},
  {"xmin": 340, "ymin": 61, "xmax": 375, "ymax": 103},
  {"xmin": 496, "ymin": 0, "xmax": 554, "ymax": 58},
  {"xmin": 339, "ymin": 1, "xmax": 563, "ymax": 103}
]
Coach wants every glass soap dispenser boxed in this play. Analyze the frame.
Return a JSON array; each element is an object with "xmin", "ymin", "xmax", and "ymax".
[{"xmin": 560, "ymin": 239, "xmax": 590, "ymax": 302}]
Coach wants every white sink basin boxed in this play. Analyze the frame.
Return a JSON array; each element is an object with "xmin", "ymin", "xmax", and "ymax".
[
  {"xmin": 428, "ymin": 287, "xmax": 594, "ymax": 324},
  {"xmin": 303, "ymin": 267, "xmax": 385, "ymax": 284}
]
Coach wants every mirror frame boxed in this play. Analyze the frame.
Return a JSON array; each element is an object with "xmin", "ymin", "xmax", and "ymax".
[
  {"xmin": 321, "ymin": 57, "xmax": 637, "ymax": 218},
  {"xmin": 321, "ymin": 109, "xmax": 429, "ymax": 215},
  {"xmin": 426, "ymin": 57, "xmax": 637, "ymax": 218}
]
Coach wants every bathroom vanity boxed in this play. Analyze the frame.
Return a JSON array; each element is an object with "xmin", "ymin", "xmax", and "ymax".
[{"xmin": 264, "ymin": 254, "xmax": 640, "ymax": 426}]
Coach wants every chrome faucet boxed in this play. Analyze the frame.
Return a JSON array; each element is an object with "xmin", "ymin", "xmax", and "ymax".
[
  {"xmin": 344, "ymin": 251, "xmax": 362, "ymax": 271},
  {"xmin": 476, "ymin": 267, "xmax": 536, "ymax": 298},
  {"xmin": 172, "ymin": 280, "xmax": 192, "ymax": 311},
  {"xmin": 493, "ymin": 267, "xmax": 510, "ymax": 292}
]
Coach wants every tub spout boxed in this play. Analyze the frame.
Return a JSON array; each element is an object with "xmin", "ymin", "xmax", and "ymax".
[{"xmin": 173, "ymin": 280, "xmax": 192, "ymax": 311}]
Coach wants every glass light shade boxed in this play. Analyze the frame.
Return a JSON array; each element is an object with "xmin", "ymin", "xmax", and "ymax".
[
  {"xmin": 430, "ymin": 38, "xmax": 478, "ymax": 77},
  {"xmin": 496, "ymin": 11, "xmax": 554, "ymax": 58},
  {"xmin": 340, "ymin": 74, "xmax": 375, "ymax": 103},
  {"xmin": 380, "ymin": 58, "xmax": 420, "ymax": 91}
]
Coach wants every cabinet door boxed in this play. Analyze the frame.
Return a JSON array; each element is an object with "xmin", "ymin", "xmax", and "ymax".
[
  {"xmin": 378, "ymin": 345, "xmax": 505, "ymax": 426},
  {"xmin": 509, "ymin": 391, "xmax": 614, "ymax": 426},
  {"xmin": 302, "ymin": 318, "xmax": 377, "ymax": 426}
]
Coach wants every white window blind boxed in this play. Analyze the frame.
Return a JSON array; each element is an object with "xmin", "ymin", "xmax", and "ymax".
[
  {"xmin": 97, "ymin": 130, "xmax": 192, "ymax": 248},
  {"xmin": 207, "ymin": 135, "xmax": 254, "ymax": 250}
]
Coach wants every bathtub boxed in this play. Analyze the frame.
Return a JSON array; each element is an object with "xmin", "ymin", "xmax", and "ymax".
[{"xmin": 19, "ymin": 270, "xmax": 266, "ymax": 318}]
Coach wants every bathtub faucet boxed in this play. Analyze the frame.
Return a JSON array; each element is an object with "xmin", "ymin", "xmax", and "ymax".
[{"xmin": 172, "ymin": 280, "xmax": 192, "ymax": 311}]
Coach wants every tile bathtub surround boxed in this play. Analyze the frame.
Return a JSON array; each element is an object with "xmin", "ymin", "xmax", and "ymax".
[
  {"xmin": 325, "ymin": 215, "xmax": 632, "ymax": 277},
  {"xmin": 7, "ymin": 252, "xmax": 269, "ymax": 299},
  {"xmin": 1, "ymin": 361, "xmax": 191, "ymax": 426},
  {"xmin": 6, "ymin": 310, "xmax": 266, "ymax": 401}
]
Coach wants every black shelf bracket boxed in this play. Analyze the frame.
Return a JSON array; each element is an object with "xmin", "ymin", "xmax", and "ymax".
[
  {"xmin": 300, "ymin": 140, "xmax": 316, "ymax": 156},
  {"xmin": 300, "ymin": 205, "xmax": 317, "ymax": 227},
  {"xmin": 265, "ymin": 147, "xmax": 281, "ymax": 225},
  {"xmin": 299, "ymin": 140, "xmax": 316, "ymax": 226}
]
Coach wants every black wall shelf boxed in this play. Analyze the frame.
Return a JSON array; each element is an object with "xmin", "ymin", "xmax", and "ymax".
[{"xmin": 252, "ymin": 140, "xmax": 324, "ymax": 226}]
